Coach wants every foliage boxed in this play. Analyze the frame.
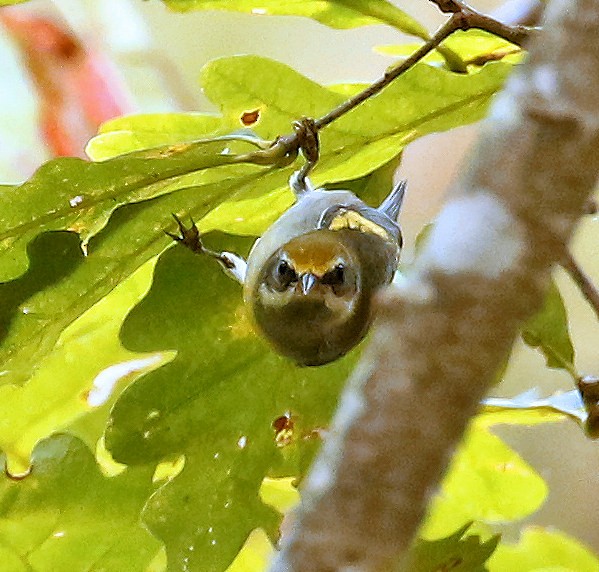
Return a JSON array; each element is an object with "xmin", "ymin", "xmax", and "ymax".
[
  {"xmin": 489, "ymin": 528, "xmax": 599, "ymax": 572},
  {"xmin": 522, "ymin": 281, "xmax": 575, "ymax": 371},
  {"xmin": 0, "ymin": 3, "xmax": 597, "ymax": 572},
  {"xmin": 404, "ymin": 524, "xmax": 500, "ymax": 572},
  {"xmin": 0, "ymin": 435, "xmax": 161, "ymax": 571},
  {"xmin": 159, "ymin": 0, "xmax": 430, "ymax": 38}
]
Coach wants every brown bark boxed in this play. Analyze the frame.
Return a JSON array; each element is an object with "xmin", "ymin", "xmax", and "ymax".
[{"xmin": 270, "ymin": 0, "xmax": 599, "ymax": 569}]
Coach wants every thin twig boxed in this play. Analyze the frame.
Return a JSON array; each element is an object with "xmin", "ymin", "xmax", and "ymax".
[
  {"xmin": 431, "ymin": 0, "xmax": 538, "ymax": 45},
  {"xmin": 315, "ymin": 1, "xmax": 537, "ymax": 130},
  {"xmin": 262, "ymin": 3, "xmax": 536, "ymax": 155},
  {"xmin": 314, "ymin": 15, "xmax": 463, "ymax": 130},
  {"xmin": 561, "ymin": 249, "xmax": 599, "ymax": 321},
  {"xmin": 173, "ymin": 1, "xmax": 538, "ymax": 184}
]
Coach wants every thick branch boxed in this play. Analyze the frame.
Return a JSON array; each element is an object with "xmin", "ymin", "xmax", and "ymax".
[{"xmin": 270, "ymin": 0, "xmax": 599, "ymax": 570}]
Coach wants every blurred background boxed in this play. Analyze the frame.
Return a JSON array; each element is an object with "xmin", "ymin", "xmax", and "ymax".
[{"xmin": 1, "ymin": 0, "xmax": 597, "ymax": 554}]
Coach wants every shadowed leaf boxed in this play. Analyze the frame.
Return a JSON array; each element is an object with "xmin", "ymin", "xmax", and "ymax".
[
  {"xmin": 104, "ymin": 164, "xmax": 398, "ymax": 570},
  {"xmin": 405, "ymin": 523, "xmax": 500, "ymax": 572},
  {"xmin": 106, "ymin": 240, "xmax": 357, "ymax": 570},
  {"xmin": 522, "ymin": 280, "xmax": 575, "ymax": 372}
]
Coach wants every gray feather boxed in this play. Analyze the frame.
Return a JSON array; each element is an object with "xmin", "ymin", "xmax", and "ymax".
[{"xmin": 378, "ymin": 179, "xmax": 407, "ymax": 221}]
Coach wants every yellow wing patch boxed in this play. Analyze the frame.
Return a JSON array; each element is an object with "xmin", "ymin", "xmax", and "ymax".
[{"xmin": 328, "ymin": 210, "xmax": 391, "ymax": 241}]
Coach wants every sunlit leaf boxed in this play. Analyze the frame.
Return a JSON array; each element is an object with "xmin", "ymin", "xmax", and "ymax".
[
  {"xmin": 421, "ymin": 408, "xmax": 564, "ymax": 539},
  {"xmin": 0, "ymin": 138, "xmax": 259, "ymax": 282},
  {"xmin": 1, "ymin": 55, "xmax": 512, "ymax": 390},
  {"xmin": 91, "ymin": 55, "xmax": 513, "ymax": 237},
  {"xmin": 0, "ymin": 435, "xmax": 161, "ymax": 571},
  {"xmin": 160, "ymin": 0, "xmax": 429, "ymax": 39},
  {"xmin": 488, "ymin": 527, "xmax": 599, "ymax": 572},
  {"xmin": 260, "ymin": 477, "xmax": 300, "ymax": 513},
  {"xmin": 483, "ymin": 388, "xmax": 586, "ymax": 426},
  {"xmin": 377, "ymin": 29, "xmax": 523, "ymax": 66},
  {"xmin": 225, "ymin": 529, "xmax": 274, "ymax": 572},
  {"xmin": 87, "ymin": 114, "xmax": 226, "ymax": 159}
]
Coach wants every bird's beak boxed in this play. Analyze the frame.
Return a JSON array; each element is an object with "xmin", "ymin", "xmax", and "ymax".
[{"xmin": 300, "ymin": 273, "xmax": 317, "ymax": 295}]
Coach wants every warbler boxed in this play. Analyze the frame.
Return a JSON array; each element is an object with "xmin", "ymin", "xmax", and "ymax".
[{"xmin": 167, "ymin": 172, "xmax": 406, "ymax": 366}]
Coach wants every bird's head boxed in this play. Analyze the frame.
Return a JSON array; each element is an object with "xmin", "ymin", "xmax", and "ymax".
[{"xmin": 257, "ymin": 230, "xmax": 360, "ymax": 322}]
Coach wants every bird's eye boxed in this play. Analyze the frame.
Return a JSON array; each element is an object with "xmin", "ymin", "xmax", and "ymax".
[
  {"xmin": 321, "ymin": 263, "xmax": 345, "ymax": 286},
  {"xmin": 274, "ymin": 259, "xmax": 297, "ymax": 289}
]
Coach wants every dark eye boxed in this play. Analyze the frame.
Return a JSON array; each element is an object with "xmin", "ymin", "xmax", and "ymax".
[
  {"xmin": 274, "ymin": 259, "xmax": 297, "ymax": 289},
  {"xmin": 321, "ymin": 263, "xmax": 345, "ymax": 286}
]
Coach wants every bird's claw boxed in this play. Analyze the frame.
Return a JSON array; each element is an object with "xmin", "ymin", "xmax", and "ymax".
[{"xmin": 165, "ymin": 213, "xmax": 204, "ymax": 253}]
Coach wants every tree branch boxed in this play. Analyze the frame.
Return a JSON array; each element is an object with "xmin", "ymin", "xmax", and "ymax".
[
  {"xmin": 431, "ymin": 0, "xmax": 538, "ymax": 45},
  {"xmin": 314, "ymin": 5, "xmax": 535, "ymax": 130},
  {"xmin": 561, "ymin": 250, "xmax": 599, "ymax": 321},
  {"xmin": 261, "ymin": 2, "xmax": 535, "ymax": 160},
  {"xmin": 314, "ymin": 15, "xmax": 462, "ymax": 130},
  {"xmin": 270, "ymin": 0, "xmax": 599, "ymax": 569}
]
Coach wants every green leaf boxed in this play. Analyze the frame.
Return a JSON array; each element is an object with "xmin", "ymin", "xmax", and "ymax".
[
  {"xmin": 87, "ymin": 114, "xmax": 226, "ymax": 160},
  {"xmin": 377, "ymin": 29, "xmax": 523, "ymax": 65},
  {"xmin": 105, "ymin": 238, "xmax": 359, "ymax": 570},
  {"xmin": 488, "ymin": 527, "xmax": 599, "ymax": 572},
  {"xmin": 160, "ymin": 0, "xmax": 429, "ymax": 39},
  {"xmin": 89, "ymin": 55, "xmax": 512, "ymax": 238},
  {"xmin": 199, "ymin": 56, "xmax": 511, "ymax": 233},
  {"xmin": 226, "ymin": 529, "xmax": 274, "ymax": 572},
  {"xmin": 0, "ymin": 0, "xmax": 30, "ymax": 5},
  {"xmin": 0, "ymin": 434, "xmax": 161, "ymax": 571},
  {"xmin": 91, "ymin": 57, "xmax": 512, "ymax": 175},
  {"xmin": 2, "ymin": 55, "xmax": 511, "ymax": 391},
  {"xmin": 521, "ymin": 280, "xmax": 576, "ymax": 373},
  {"xmin": 260, "ymin": 477, "xmax": 300, "ymax": 514},
  {"xmin": 405, "ymin": 523, "xmax": 500, "ymax": 572},
  {"xmin": 103, "ymin": 160, "xmax": 398, "ymax": 571},
  {"xmin": 0, "ymin": 139, "xmax": 259, "ymax": 282},
  {"xmin": 0, "ymin": 179, "xmax": 245, "ymax": 388},
  {"xmin": 421, "ymin": 409, "xmax": 563, "ymax": 540},
  {"xmin": 0, "ymin": 257, "xmax": 168, "ymax": 475}
]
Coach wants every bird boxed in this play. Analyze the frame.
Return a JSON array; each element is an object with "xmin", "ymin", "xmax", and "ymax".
[{"xmin": 167, "ymin": 171, "xmax": 406, "ymax": 366}]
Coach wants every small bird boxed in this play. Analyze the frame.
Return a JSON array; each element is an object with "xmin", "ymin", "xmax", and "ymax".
[{"xmin": 167, "ymin": 172, "xmax": 406, "ymax": 366}]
